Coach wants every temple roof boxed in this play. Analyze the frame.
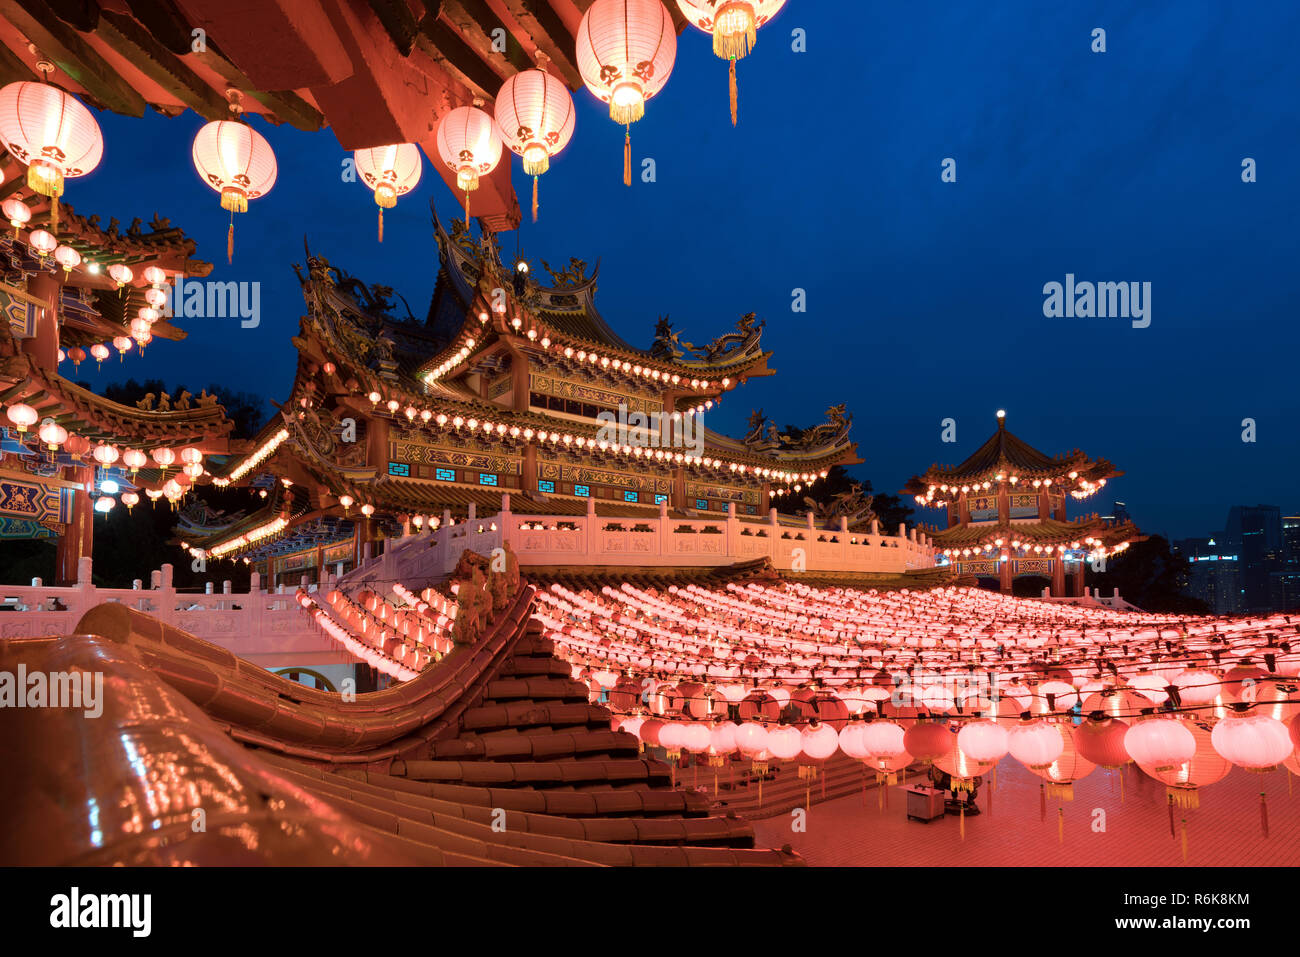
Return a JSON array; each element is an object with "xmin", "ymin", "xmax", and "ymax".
[
  {"xmin": 903, "ymin": 412, "xmax": 1120, "ymax": 496},
  {"xmin": 929, "ymin": 515, "xmax": 1142, "ymax": 550}
]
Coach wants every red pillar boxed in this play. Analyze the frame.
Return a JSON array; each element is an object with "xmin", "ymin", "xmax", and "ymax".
[
  {"xmin": 1051, "ymin": 557, "xmax": 1066, "ymax": 596},
  {"xmin": 21, "ymin": 272, "xmax": 61, "ymax": 372},
  {"xmin": 999, "ymin": 552, "xmax": 1012, "ymax": 594},
  {"xmin": 56, "ymin": 465, "xmax": 94, "ymax": 585}
]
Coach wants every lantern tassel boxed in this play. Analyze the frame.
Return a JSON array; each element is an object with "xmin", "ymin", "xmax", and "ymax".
[
  {"xmin": 623, "ymin": 128, "xmax": 631, "ymax": 187},
  {"xmin": 729, "ymin": 59, "xmax": 738, "ymax": 126},
  {"xmin": 1181, "ymin": 818, "xmax": 1188, "ymax": 862},
  {"xmin": 226, "ymin": 221, "xmax": 234, "ymax": 265},
  {"xmin": 960, "ymin": 803, "xmax": 965, "ymax": 841},
  {"xmin": 51, "ymin": 194, "xmax": 59, "ymax": 234},
  {"xmin": 1039, "ymin": 782, "xmax": 1046, "ymax": 822},
  {"xmin": 1168, "ymin": 794, "xmax": 1176, "ymax": 838},
  {"xmin": 532, "ymin": 175, "xmax": 539, "ymax": 223},
  {"xmin": 1120, "ymin": 764, "xmax": 1125, "ymax": 804},
  {"xmin": 1260, "ymin": 791, "xmax": 1269, "ymax": 837},
  {"xmin": 378, "ymin": 206, "xmax": 383, "ymax": 243},
  {"xmin": 1057, "ymin": 805, "xmax": 1063, "ymax": 844},
  {"xmin": 464, "ymin": 190, "xmax": 470, "ymax": 224}
]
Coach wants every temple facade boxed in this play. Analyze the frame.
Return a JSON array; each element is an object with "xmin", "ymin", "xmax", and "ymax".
[
  {"xmin": 189, "ymin": 209, "xmax": 869, "ymax": 582},
  {"xmin": 902, "ymin": 411, "xmax": 1141, "ymax": 596}
]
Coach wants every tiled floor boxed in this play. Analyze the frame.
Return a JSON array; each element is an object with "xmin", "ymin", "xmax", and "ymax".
[{"xmin": 753, "ymin": 758, "xmax": 1300, "ymax": 866}]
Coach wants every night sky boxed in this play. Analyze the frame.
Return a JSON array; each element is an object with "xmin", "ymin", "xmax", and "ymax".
[{"xmin": 62, "ymin": 0, "xmax": 1300, "ymax": 541}]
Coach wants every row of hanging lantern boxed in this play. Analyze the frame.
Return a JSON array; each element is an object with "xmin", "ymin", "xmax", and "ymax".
[{"xmin": 0, "ymin": 2, "xmax": 788, "ymax": 268}]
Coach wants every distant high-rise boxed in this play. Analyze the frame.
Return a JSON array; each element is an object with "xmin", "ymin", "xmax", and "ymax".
[
  {"xmin": 1274, "ymin": 515, "xmax": 1300, "ymax": 611},
  {"xmin": 1221, "ymin": 506, "xmax": 1285, "ymax": 615},
  {"xmin": 1175, "ymin": 535, "xmax": 1243, "ymax": 615}
]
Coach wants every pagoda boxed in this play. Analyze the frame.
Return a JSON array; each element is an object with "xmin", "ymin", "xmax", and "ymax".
[
  {"xmin": 191, "ymin": 208, "xmax": 861, "ymax": 583},
  {"xmin": 901, "ymin": 410, "xmax": 1141, "ymax": 596},
  {"xmin": 0, "ymin": 167, "xmax": 234, "ymax": 583}
]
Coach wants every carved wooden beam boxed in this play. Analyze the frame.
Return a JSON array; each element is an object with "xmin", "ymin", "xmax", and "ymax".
[
  {"xmin": 97, "ymin": 11, "xmax": 232, "ymax": 120},
  {"xmin": 501, "ymin": 0, "xmax": 583, "ymax": 89}
]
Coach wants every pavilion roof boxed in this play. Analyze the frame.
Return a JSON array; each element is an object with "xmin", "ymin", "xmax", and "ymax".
[
  {"xmin": 902, "ymin": 413, "xmax": 1120, "ymax": 494},
  {"xmin": 928, "ymin": 516, "xmax": 1143, "ymax": 550}
]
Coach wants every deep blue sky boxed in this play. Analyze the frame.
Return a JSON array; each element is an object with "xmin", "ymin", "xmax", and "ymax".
[{"xmin": 62, "ymin": 0, "xmax": 1299, "ymax": 541}]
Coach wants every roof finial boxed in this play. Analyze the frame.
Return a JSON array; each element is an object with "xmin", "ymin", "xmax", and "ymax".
[{"xmin": 996, "ymin": 409, "xmax": 1006, "ymax": 429}]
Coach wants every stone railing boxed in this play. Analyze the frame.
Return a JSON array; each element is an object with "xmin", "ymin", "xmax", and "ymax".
[
  {"xmin": 0, "ymin": 557, "xmax": 346, "ymax": 667},
  {"xmin": 350, "ymin": 495, "xmax": 936, "ymax": 589}
]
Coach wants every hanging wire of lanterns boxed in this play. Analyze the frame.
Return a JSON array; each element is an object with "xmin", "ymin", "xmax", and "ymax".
[
  {"xmin": 435, "ymin": 97, "xmax": 503, "ymax": 223},
  {"xmin": 353, "ymin": 143, "xmax": 422, "ymax": 242},
  {"xmin": 0, "ymin": 59, "xmax": 104, "ymax": 233},
  {"xmin": 493, "ymin": 55, "xmax": 576, "ymax": 222},
  {"xmin": 191, "ymin": 89, "xmax": 277, "ymax": 264},
  {"xmin": 676, "ymin": 1, "xmax": 786, "ymax": 124},
  {"xmin": 576, "ymin": 0, "xmax": 677, "ymax": 186}
]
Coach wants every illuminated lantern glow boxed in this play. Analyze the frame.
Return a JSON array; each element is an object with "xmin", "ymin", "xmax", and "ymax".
[
  {"xmin": 353, "ymin": 143, "xmax": 421, "ymax": 242},
  {"xmin": 179, "ymin": 446, "xmax": 203, "ymax": 466},
  {"xmin": 112, "ymin": 335, "xmax": 132, "ymax": 358},
  {"xmin": 800, "ymin": 720, "xmax": 840, "ymax": 762},
  {"xmin": 94, "ymin": 495, "xmax": 115, "ymax": 513},
  {"xmin": 675, "ymin": 0, "xmax": 788, "ymax": 123},
  {"xmin": 2, "ymin": 197, "xmax": 30, "ymax": 236},
  {"xmin": 1007, "ymin": 719, "xmax": 1065, "ymax": 770},
  {"xmin": 150, "ymin": 447, "xmax": 176, "ymax": 469},
  {"xmin": 37, "ymin": 418, "xmax": 67, "ymax": 450},
  {"xmin": 434, "ymin": 99, "xmax": 502, "ymax": 220},
  {"xmin": 494, "ymin": 64, "xmax": 576, "ymax": 221},
  {"xmin": 1138, "ymin": 722, "xmax": 1229, "ymax": 809},
  {"xmin": 956, "ymin": 719, "xmax": 1009, "ymax": 764},
  {"xmin": 1171, "ymin": 669, "xmax": 1222, "ymax": 707},
  {"xmin": 764, "ymin": 723, "xmax": 802, "ymax": 762},
  {"xmin": 933, "ymin": 736, "xmax": 993, "ymax": 791},
  {"xmin": 5, "ymin": 402, "xmax": 38, "ymax": 432},
  {"xmin": 107, "ymin": 262, "xmax": 132, "ymax": 288},
  {"xmin": 1211, "ymin": 713, "xmax": 1292, "ymax": 771},
  {"xmin": 191, "ymin": 95, "xmax": 277, "ymax": 263},
  {"xmin": 120, "ymin": 490, "xmax": 139, "ymax": 512},
  {"xmin": 1124, "ymin": 716, "xmax": 1196, "ymax": 769},
  {"xmin": 0, "ymin": 72, "xmax": 104, "ymax": 231},
  {"xmin": 92, "ymin": 443, "xmax": 119, "ymax": 466},
  {"xmin": 28, "ymin": 228, "xmax": 57, "ymax": 256},
  {"xmin": 89, "ymin": 342, "xmax": 109, "ymax": 365},
  {"xmin": 1028, "ymin": 723, "xmax": 1096, "ymax": 800},
  {"xmin": 1222, "ymin": 663, "xmax": 1268, "ymax": 704},
  {"xmin": 1076, "ymin": 715, "xmax": 1132, "ymax": 768},
  {"xmin": 575, "ymin": 0, "xmax": 677, "ymax": 184},
  {"xmin": 142, "ymin": 265, "xmax": 166, "ymax": 287}
]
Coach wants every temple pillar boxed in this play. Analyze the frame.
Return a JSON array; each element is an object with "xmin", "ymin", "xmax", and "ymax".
[
  {"xmin": 57, "ymin": 465, "xmax": 94, "ymax": 586},
  {"xmin": 21, "ymin": 272, "xmax": 61, "ymax": 372},
  {"xmin": 999, "ymin": 552, "xmax": 1012, "ymax": 594},
  {"xmin": 959, "ymin": 492, "xmax": 969, "ymax": 526},
  {"xmin": 1038, "ymin": 490, "xmax": 1050, "ymax": 521},
  {"xmin": 522, "ymin": 444, "xmax": 538, "ymax": 494},
  {"xmin": 367, "ymin": 415, "xmax": 390, "ymax": 471},
  {"xmin": 1071, "ymin": 562, "xmax": 1085, "ymax": 597},
  {"xmin": 671, "ymin": 467, "xmax": 686, "ymax": 510},
  {"xmin": 1051, "ymin": 557, "xmax": 1066, "ymax": 596}
]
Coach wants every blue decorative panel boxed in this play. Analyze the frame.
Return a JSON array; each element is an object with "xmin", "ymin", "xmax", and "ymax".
[
  {"xmin": 538, "ymin": 480, "xmax": 555, "ymax": 493},
  {"xmin": 435, "ymin": 468, "xmax": 455, "ymax": 481}
]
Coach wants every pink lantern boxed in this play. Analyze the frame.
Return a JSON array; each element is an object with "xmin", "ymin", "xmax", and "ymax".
[
  {"xmin": 0, "ymin": 78, "xmax": 103, "ymax": 222},
  {"xmin": 638, "ymin": 718, "xmax": 664, "ymax": 747},
  {"xmin": 144, "ymin": 287, "xmax": 167, "ymax": 308},
  {"xmin": 53, "ymin": 244, "xmax": 81, "ymax": 273},
  {"xmin": 1124, "ymin": 717, "xmax": 1196, "ymax": 769},
  {"xmin": 1033, "ymin": 680, "xmax": 1080, "ymax": 713},
  {"xmin": 37, "ymin": 418, "xmax": 67, "ymax": 450},
  {"xmin": 764, "ymin": 724, "xmax": 802, "ymax": 761},
  {"xmin": 129, "ymin": 318, "xmax": 151, "ymax": 340},
  {"xmin": 179, "ymin": 446, "xmax": 203, "ymax": 467},
  {"xmin": 1007, "ymin": 719, "xmax": 1065, "ymax": 770},
  {"xmin": 142, "ymin": 265, "xmax": 167, "ymax": 287},
  {"xmin": 658, "ymin": 720, "xmax": 686, "ymax": 756},
  {"xmin": 1211, "ymin": 714, "xmax": 1292, "ymax": 771},
  {"xmin": 112, "ymin": 335, "xmax": 132, "ymax": 358},
  {"xmin": 120, "ymin": 490, "xmax": 139, "ymax": 511},
  {"xmin": 800, "ymin": 720, "xmax": 840, "ymax": 762},
  {"xmin": 3, "ymin": 196, "xmax": 29, "ymax": 236},
  {"xmin": 191, "ymin": 112, "xmax": 277, "ymax": 263},
  {"xmin": 1127, "ymin": 674, "xmax": 1171, "ymax": 707},
  {"xmin": 89, "ymin": 342, "xmax": 109, "ymax": 364},
  {"xmin": 1076, "ymin": 716, "xmax": 1131, "ymax": 768},
  {"xmin": 1222, "ymin": 664, "xmax": 1268, "ymax": 704},
  {"xmin": 94, "ymin": 495, "xmax": 115, "ymax": 513},
  {"xmin": 494, "ymin": 65, "xmax": 576, "ymax": 221},
  {"xmin": 151, "ymin": 447, "xmax": 176, "ymax": 469},
  {"xmin": 92, "ymin": 443, "xmax": 119, "ymax": 466},
  {"xmin": 162, "ymin": 478, "xmax": 183, "ymax": 502},
  {"xmin": 575, "ymin": 0, "xmax": 677, "ymax": 184},
  {"xmin": 27, "ymin": 228, "xmax": 56, "ymax": 255},
  {"xmin": 5, "ymin": 402, "xmax": 37, "ymax": 432},
  {"xmin": 708, "ymin": 719, "xmax": 738, "ymax": 756},
  {"xmin": 435, "ymin": 100, "xmax": 502, "ymax": 220},
  {"xmin": 956, "ymin": 719, "xmax": 1009, "ymax": 763},
  {"xmin": 734, "ymin": 721, "xmax": 769, "ymax": 757},
  {"xmin": 680, "ymin": 721, "xmax": 712, "ymax": 754},
  {"xmin": 138, "ymin": 307, "xmax": 159, "ymax": 323},
  {"xmin": 107, "ymin": 263, "xmax": 132, "ymax": 288},
  {"xmin": 353, "ymin": 143, "xmax": 421, "ymax": 241},
  {"xmin": 676, "ymin": 0, "xmax": 787, "ymax": 124}
]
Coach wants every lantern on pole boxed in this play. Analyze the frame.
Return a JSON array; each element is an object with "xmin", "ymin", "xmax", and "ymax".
[
  {"xmin": 494, "ymin": 59, "xmax": 576, "ymax": 222},
  {"xmin": 191, "ymin": 90, "xmax": 277, "ymax": 263},
  {"xmin": 435, "ymin": 99, "xmax": 502, "ymax": 223},
  {"xmin": 575, "ymin": 0, "xmax": 677, "ymax": 185},
  {"xmin": 0, "ymin": 61, "xmax": 104, "ymax": 232},
  {"xmin": 353, "ymin": 143, "xmax": 422, "ymax": 242},
  {"xmin": 676, "ymin": 0, "xmax": 787, "ymax": 124}
]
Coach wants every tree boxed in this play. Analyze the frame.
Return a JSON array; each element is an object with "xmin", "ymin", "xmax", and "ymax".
[
  {"xmin": 791, "ymin": 461, "xmax": 915, "ymax": 532},
  {"xmin": 1085, "ymin": 535, "xmax": 1209, "ymax": 613}
]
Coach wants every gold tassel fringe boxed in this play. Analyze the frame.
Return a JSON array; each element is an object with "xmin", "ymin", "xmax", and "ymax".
[
  {"xmin": 1167, "ymin": 786, "xmax": 1200, "ymax": 810},
  {"xmin": 378, "ymin": 206, "xmax": 383, "ymax": 243},
  {"xmin": 1045, "ymin": 782, "xmax": 1075, "ymax": 802},
  {"xmin": 729, "ymin": 59, "xmax": 738, "ymax": 126},
  {"xmin": 532, "ymin": 175, "xmax": 538, "ymax": 223},
  {"xmin": 623, "ymin": 129, "xmax": 631, "ymax": 187},
  {"xmin": 712, "ymin": 12, "xmax": 757, "ymax": 60},
  {"xmin": 226, "ymin": 222, "xmax": 233, "ymax": 265}
]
